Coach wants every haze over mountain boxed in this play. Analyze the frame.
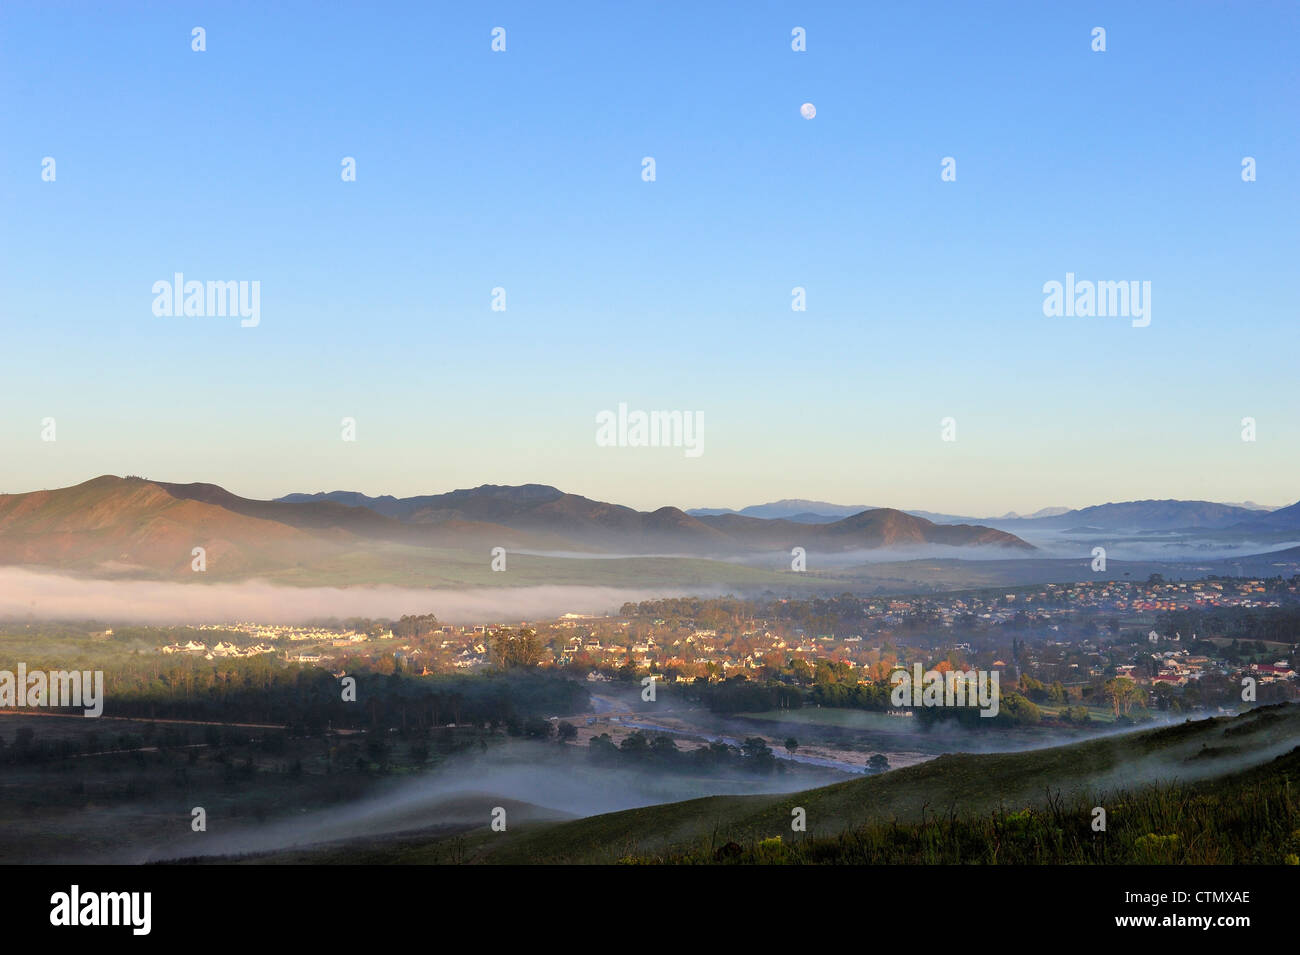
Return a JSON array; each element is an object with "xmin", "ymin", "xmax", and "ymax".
[
  {"xmin": 689, "ymin": 499, "xmax": 881, "ymax": 521},
  {"xmin": 992, "ymin": 506, "xmax": 1074, "ymax": 520},
  {"xmin": 0, "ymin": 476, "xmax": 573, "ymax": 578},
  {"xmin": 280, "ymin": 485, "xmax": 1034, "ymax": 553},
  {"xmin": 0, "ymin": 477, "xmax": 1034, "ymax": 583},
  {"xmin": 995, "ymin": 499, "xmax": 1281, "ymax": 532},
  {"xmin": 1249, "ymin": 499, "xmax": 1300, "ymax": 531},
  {"xmin": 691, "ymin": 497, "xmax": 1297, "ymax": 534},
  {"xmin": 9, "ymin": 477, "xmax": 1300, "ymax": 600},
  {"xmin": 687, "ymin": 499, "xmax": 999, "ymax": 526}
]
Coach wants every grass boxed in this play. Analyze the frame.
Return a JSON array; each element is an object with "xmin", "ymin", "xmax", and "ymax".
[
  {"xmin": 647, "ymin": 763, "xmax": 1300, "ymax": 864},
  {"xmin": 236, "ymin": 703, "xmax": 1300, "ymax": 865},
  {"xmin": 1036, "ymin": 703, "xmax": 1123, "ymax": 724}
]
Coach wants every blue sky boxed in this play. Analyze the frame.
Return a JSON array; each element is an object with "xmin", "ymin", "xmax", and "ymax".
[{"xmin": 2, "ymin": 1, "xmax": 1297, "ymax": 514}]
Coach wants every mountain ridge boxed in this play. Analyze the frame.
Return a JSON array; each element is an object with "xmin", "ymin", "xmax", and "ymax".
[
  {"xmin": 688, "ymin": 496, "xmax": 1298, "ymax": 532},
  {"xmin": 0, "ymin": 477, "xmax": 1035, "ymax": 580}
]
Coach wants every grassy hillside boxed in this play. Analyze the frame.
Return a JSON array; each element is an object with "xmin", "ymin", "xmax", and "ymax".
[{"xmin": 216, "ymin": 703, "xmax": 1300, "ymax": 865}]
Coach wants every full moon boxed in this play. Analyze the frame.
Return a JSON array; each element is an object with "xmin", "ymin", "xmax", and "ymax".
[{"xmin": 800, "ymin": 102, "xmax": 816, "ymax": 119}]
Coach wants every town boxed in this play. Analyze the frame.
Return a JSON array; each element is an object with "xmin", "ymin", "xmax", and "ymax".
[{"xmin": 140, "ymin": 575, "xmax": 1299, "ymax": 719}]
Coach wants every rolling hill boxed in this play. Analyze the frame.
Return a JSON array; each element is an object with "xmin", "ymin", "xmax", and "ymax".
[
  {"xmin": 0, "ymin": 476, "xmax": 575, "ymax": 578},
  {"xmin": 0, "ymin": 476, "xmax": 1034, "ymax": 583},
  {"xmin": 1010, "ymin": 499, "xmax": 1270, "ymax": 531},
  {"xmin": 0, "ymin": 475, "xmax": 328, "ymax": 577},
  {"xmin": 1247, "ymin": 499, "xmax": 1300, "ymax": 531},
  {"xmin": 280, "ymin": 484, "xmax": 1034, "ymax": 554},
  {"xmin": 693, "ymin": 497, "xmax": 1295, "ymax": 532},
  {"xmin": 465, "ymin": 702, "xmax": 1300, "ymax": 864},
  {"xmin": 693, "ymin": 508, "xmax": 1032, "ymax": 551}
]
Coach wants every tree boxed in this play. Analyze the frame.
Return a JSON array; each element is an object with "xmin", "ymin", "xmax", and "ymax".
[
  {"xmin": 1105, "ymin": 677, "xmax": 1143, "ymax": 717},
  {"xmin": 394, "ymin": 613, "xmax": 440, "ymax": 640},
  {"xmin": 1019, "ymin": 674, "xmax": 1048, "ymax": 703},
  {"xmin": 784, "ymin": 737, "xmax": 798, "ymax": 754},
  {"xmin": 491, "ymin": 628, "xmax": 546, "ymax": 669},
  {"xmin": 522, "ymin": 717, "xmax": 553, "ymax": 740},
  {"xmin": 1151, "ymin": 683, "xmax": 1178, "ymax": 712},
  {"xmin": 989, "ymin": 692, "xmax": 1041, "ymax": 726},
  {"xmin": 649, "ymin": 734, "xmax": 679, "ymax": 758},
  {"xmin": 619, "ymin": 731, "xmax": 649, "ymax": 754},
  {"xmin": 741, "ymin": 737, "xmax": 775, "ymax": 772}
]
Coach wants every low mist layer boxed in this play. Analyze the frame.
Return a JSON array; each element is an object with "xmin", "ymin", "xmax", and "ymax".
[{"xmin": 0, "ymin": 567, "xmax": 689, "ymax": 625}]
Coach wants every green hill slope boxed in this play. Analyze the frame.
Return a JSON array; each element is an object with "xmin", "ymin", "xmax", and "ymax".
[
  {"xmin": 214, "ymin": 703, "xmax": 1300, "ymax": 865},
  {"xmin": 470, "ymin": 704, "xmax": 1300, "ymax": 864}
]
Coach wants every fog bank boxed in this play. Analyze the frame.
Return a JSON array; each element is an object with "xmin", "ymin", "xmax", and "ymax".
[{"xmin": 0, "ymin": 568, "xmax": 696, "ymax": 625}]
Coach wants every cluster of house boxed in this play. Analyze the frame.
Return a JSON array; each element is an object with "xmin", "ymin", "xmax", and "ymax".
[
  {"xmin": 193, "ymin": 622, "xmax": 388, "ymax": 643},
  {"xmin": 160, "ymin": 639, "xmax": 275, "ymax": 660},
  {"xmin": 559, "ymin": 626, "xmax": 794, "ymax": 681},
  {"xmin": 139, "ymin": 578, "xmax": 1296, "ymax": 688},
  {"xmin": 157, "ymin": 638, "xmax": 343, "ymax": 665},
  {"xmin": 447, "ymin": 639, "xmax": 490, "ymax": 669},
  {"xmin": 1081, "ymin": 645, "xmax": 1296, "ymax": 688},
  {"xmin": 924, "ymin": 579, "xmax": 1290, "ymax": 629},
  {"xmin": 394, "ymin": 581, "xmax": 1299, "ymax": 687},
  {"xmin": 158, "ymin": 622, "xmax": 390, "ymax": 662}
]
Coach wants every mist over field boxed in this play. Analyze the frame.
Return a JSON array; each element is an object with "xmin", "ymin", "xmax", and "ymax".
[
  {"xmin": 728, "ymin": 543, "xmax": 1057, "ymax": 567},
  {"xmin": 138, "ymin": 743, "xmax": 815, "ymax": 864},
  {"xmin": 1010, "ymin": 529, "xmax": 1300, "ymax": 562},
  {"xmin": 0, "ymin": 568, "xmax": 686, "ymax": 625},
  {"xmin": 126, "ymin": 708, "xmax": 1300, "ymax": 865}
]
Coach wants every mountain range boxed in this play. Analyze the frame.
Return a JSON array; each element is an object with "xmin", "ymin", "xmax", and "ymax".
[
  {"xmin": 0, "ymin": 477, "xmax": 1033, "ymax": 580},
  {"xmin": 5, "ymin": 477, "xmax": 1298, "ymax": 589},
  {"xmin": 690, "ymin": 498, "xmax": 1300, "ymax": 533},
  {"xmin": 277, "ymin": 484, "xmax": 1034, "ymax": 553}
]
